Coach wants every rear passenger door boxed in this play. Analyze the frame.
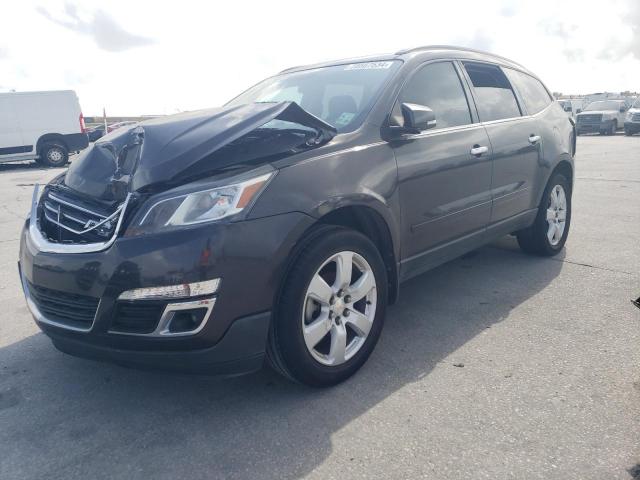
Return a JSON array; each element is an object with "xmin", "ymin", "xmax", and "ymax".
[
  {"xmin": 391, "ymin": 61, "xmax": 493, "ymax": 270},
  {"xmin": 503, "ymin": 67, "xmax": 558, "ymax": 208},
  {"xmin": 461, "ymin": 62, "xmax": 542, "ymax": 226}
]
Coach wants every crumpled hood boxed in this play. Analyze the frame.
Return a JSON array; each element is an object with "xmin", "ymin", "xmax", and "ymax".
[{"xmin": 64, "ymin": 102, "xmax": 336, "ymax": 203}]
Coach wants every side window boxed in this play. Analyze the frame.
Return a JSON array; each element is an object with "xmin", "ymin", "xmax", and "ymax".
[
  {"xmin": 393, "ymin": 61, "xmax": 472, "ymax": 129},
  {"xmin": 504, "ymin": 68, "xmax": 552, "ymax": 115},
  {"xmin": 463, "ymin": 62, "xmax": 521, "ymax": 122}
]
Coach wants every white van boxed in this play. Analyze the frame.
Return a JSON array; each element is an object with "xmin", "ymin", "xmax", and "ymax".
[{"xmin": 0, "ymin": 90, "xmax": 89, "ymax": 167}]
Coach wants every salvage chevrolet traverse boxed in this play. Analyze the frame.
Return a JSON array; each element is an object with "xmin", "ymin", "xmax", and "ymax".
[{"xmin": 19, "ymin": 46, "xmax": 575, "ymax": 387}]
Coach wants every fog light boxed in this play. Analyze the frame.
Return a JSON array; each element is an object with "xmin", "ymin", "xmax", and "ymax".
[
  {"xmin": 118, "ymin": 278, "xmax": 220, "ymax": 301},
  {"xmin": 168, "ymin": 308, "xmax": 208, "ymax": 333}
]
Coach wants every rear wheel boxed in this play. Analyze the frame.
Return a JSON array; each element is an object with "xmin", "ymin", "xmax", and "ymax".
[
  {"xmin": 517, "ymin": 173, "xmax": 571, "ymax": 256},
  {"xmin": 610, "ymin": 121, "xmax": 617, "ymax": 135},
  {"xmin": 39, "ymin": 143, "xmax": 68, "ymax": 167},
  {"xmin": 267, "ymin": 226, "xmax": 387, "ymax": 387}
]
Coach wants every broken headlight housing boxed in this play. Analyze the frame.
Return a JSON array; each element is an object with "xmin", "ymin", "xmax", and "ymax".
[{"xmin": 126, "ymin": 172, "xmax": 274, "ymax": 236}]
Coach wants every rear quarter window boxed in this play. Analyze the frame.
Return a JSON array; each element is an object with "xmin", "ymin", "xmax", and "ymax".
[{"xmin": 504, "ymin": 68, "xmax": 552, "ymax": 115}]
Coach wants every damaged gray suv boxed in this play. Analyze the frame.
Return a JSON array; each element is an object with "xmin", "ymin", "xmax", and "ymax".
[{"xmin": 19, "ymin": 46, "xmax": 575, "ymax": 386}]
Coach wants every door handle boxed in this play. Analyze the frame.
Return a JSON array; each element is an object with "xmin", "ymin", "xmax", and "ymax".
[
  {"xmin": 529, "ymin": 134, "xmax": 541, "ymax": 144},
  {"xmin": 470, "ymin": 145, "xmax": 488, "ymax": 156}
]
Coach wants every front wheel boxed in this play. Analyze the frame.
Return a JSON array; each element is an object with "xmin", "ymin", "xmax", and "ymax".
[
  {"xmin": 517, "ymin": 173, "xmax": 571, "ymax": 256},
  {"xmin": 267, "ymin": 226, "xmax": 387, "ymax": 387}
]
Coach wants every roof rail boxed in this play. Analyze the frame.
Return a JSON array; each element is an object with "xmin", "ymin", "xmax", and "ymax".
[
  {"xmin": 279, "ymin": 65, "xmax": 304, "ymax": 74},
  {"xmin": 394, "ymin": 45, "xmax": 525, "ymax": 68}
]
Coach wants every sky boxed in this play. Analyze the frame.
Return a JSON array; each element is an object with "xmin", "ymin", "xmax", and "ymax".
[{"xmin": 1, "ymin": 0, "xmax": 639, "ymax": 116}]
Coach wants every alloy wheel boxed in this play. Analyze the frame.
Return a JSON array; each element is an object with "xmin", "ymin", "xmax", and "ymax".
[
  {"xmin": 546, "ymin": 184, "xmax": 567, "ymax": 246},
  {"xmin": 47, "ymin": 148, "xmax": 64, "ymax": 163},
  {"xmin": 301, "ymin": 251, "xmax": 377, "ymax": 366}
]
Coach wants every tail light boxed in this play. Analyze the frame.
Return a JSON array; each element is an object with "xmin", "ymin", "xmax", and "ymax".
[{"xmin": 79, "ymin": 113, "xmax": 86, "ymax": 133}]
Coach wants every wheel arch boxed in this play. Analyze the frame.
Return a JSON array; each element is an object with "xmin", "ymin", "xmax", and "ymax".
[
  {"xmin": 551, "ymin": 158, "xmax": 574, "ymax": 191},
  {"xmin": 36, "ymin": 134, "xmax": 68, "ymax": 155},
  {"xmin": 282, "ymin": 199, "xmax": 401, "ymax": 305},
  {"xmin": 315, "ymin": 204, "xmax": 399, "ymax": 304}
]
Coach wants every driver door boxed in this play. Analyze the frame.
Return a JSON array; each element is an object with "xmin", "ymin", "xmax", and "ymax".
[{"xmin": 390, "ymin": 61, "xmax": 493, "ymax": 277}]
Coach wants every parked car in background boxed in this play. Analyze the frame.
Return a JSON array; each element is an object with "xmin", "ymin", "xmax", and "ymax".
[
  {"xmin": 624, "ymin": 98, "xmax": 640, "ymax": 136},
  {"xmin": 107, "ymin": 121, "xmax": 138, "ymax": 133},
  {"xmin": 0, "ymin": 90, "xmax": 88, "ymax": 167},
  {"xmin": 19, "ymin": 46, "xmax": 575, "ymax": 386},
  {"xmin": 557, "ymin": 99, "xmax": 574, "ymax": 118},
  {"xmin": 87, "ymin": 124, "xmax": 106, "ymax": 142},
  {"xmin": 576, "ymin": 100, "xmax": 628, "ymax": 135}
]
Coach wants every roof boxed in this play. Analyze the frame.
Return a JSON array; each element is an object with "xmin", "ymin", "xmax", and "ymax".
[{"xmin": 279, "ymin": 45, "xmax": 530, "ymax": 76}]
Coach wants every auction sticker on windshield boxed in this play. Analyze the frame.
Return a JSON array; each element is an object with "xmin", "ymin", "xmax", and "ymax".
[{"xmin": 344, "ymin": 61, "xmax": 394, "ymax": 70}]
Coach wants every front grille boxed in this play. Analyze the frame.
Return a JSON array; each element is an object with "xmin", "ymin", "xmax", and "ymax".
[
  {"xmin": 110, "ymin": 301, "xmax": 165, "ymax": 334},
  {"xmin": 632, "ymin": 113, "xmax": 640, "ymax": 122},
  {"xmin": 39, "ymin": 189, "xmax": 122, "ymax": 244},
  {"xmin": 28, "ymin": 281, "xmax": 99, "ymax": 329},
  {"xmin": 577, "ymin": 114, "xmax": 603, "ymax": 124}
]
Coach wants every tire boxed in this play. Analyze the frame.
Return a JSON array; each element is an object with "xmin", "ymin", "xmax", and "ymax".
[
  {"xmin": 517, "ymin": 173, "xmax": 571, "ymax": 256},
  {"xmin": 39, "ymin": 143, "xmax": 68, "ymax": 167},
  {"xmin": 267, "ymin": 225, "xmax": 388, "ymax": 387},
  {"xmin": 610, "ymin": 121, "xmax": 617, "ymax": 135},
  {"xmin": 624, "ymin": 129, "xmax": 632, "ymax": 136}
]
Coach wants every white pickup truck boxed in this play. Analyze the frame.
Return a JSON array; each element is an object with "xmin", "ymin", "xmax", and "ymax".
[
  {"xmin": 624, "ymin": 98, "xmax": 640, "ymax": 136},
  {"xmin": 0, "ymin": 90, "xmax": 89, "ymax": 166},
  {"xmin": 575, "ymin": 100, "xmax": 629, "ymax": 136}
]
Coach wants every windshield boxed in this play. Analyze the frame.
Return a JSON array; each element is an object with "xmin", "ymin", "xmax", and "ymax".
[
  {"xmin": 226, "ymin": 61, "xmax": 401, "ymax": 133},
  {"xmin": 633, "ymin": 98, "xmax": 640, "ymax": 108},
  {"xmin": 584, "ymin": 101, "xmax": 621, "ymax": 111}
]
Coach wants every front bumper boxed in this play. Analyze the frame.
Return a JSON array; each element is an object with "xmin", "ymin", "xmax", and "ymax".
[
  {"xmin": 19, "ymin": 210, "xmax": 314, "ymax": 375},
  {"xmin": 576, "ymin": 119, "xmax": 615, "ymax": 134},
  {"xmin": 624, "ymin": 122, "xmax": 640, "ymax": 134}
]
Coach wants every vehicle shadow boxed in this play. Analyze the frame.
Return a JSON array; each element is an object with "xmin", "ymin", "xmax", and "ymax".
[{"xmin": 0, "ymin": 236, "xmax": 564, "ymax": 479}]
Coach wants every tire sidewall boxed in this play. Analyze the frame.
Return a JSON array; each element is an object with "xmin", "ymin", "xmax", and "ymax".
[{"xmin": 275, "ymin": 227, "xmax": 387, "ymax": 386}]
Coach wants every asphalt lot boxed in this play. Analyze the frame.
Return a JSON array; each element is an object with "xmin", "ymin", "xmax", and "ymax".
[{"xmin": 0, "ymin": 135, "xmax": 638, "ymax": 480}]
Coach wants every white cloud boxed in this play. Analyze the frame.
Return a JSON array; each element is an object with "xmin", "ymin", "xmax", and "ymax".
[
  {"xmin": 36, "ymin": 3, "xmax": 154, "ymax": 52},
  {"xmin": 0, "ymin": 0, "xmax": 638, "ymax": 115}
]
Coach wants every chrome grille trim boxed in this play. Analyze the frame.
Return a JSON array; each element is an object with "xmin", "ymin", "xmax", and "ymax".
[
  {"xmin": 29, "ymin": 184, "xmax": 132, "ymax": 254},
  {"xmin": 48, "ymin": 191, "xmax": 107, "ymax": 218},
  {"xmin": 42, "ymin": 201, "xmax": 124, "ymax": 235}
]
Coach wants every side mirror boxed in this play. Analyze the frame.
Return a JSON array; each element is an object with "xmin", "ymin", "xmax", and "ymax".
[
  {"xmin": 401, "ymin": 103, "xmax": 436, "ymax": 133},
  {"xmin": 576, "ymin": 109, "xmax": 582, "ymax": 114},
  {"xmin": 620, "ymin": 105, "xmax": 627, "ymax": 112}
]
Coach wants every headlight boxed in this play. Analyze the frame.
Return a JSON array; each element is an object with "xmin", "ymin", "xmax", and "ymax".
[{"xmin": 127, "ymin": 172, "xmax": 274, "ymax": 236}]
